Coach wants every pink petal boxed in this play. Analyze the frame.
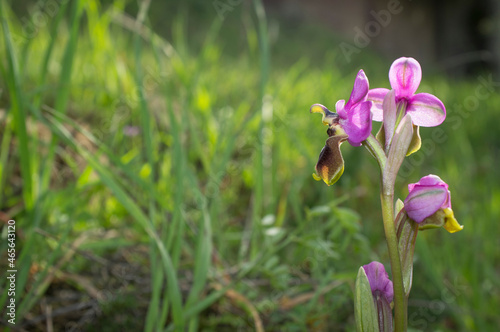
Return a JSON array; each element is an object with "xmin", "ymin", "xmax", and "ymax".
[
  {"xmin": 367, "ymin": 88, "xmax": 389, "ymax": 121},
  {"xmin": 389, "ymin": 57, "xmax": 421, "ymax": 99},
  {"xmin": 340, "ymin": 100, "xmax": 372, "ymax": 146},
  {"xmin": 410, "ymin": 174, "xmax": 448, "ymax": 190},
  {"xmin": 335, "ymin": 99, "xmax": 347, "ymax": 119},
  {"xmin": 404, "ymin": 185, "xmax": 448, "ymax": 223},
  {"xmin": 417, "ymin": 175, "xmax": 451, "ymax": 209},
  {"xmin": 406, "ymin": 93, "xmax": 446, "ymax": 127},
  {"xmin": 444, "ymin": 190, "xmax": 452, "ymax": 210},
  {"xmin": 362, "ymin": 261, "xmax": 393, "ymax": 303},
  {"xmin": 345, "ymin": 70, "xmax": 369, "ymax": 110}
]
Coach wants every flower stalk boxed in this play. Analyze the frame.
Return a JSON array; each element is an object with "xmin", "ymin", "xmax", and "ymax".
[
  {"xmin": 363, "ymin": 134, "xmax": 386, "ymax": 170},
  {"xmin": 365, "ymin": 132, "xmax": 406, "ymax": 331},
  {"xmin": 381, "ymin": 192, "xmax": 406, "ymax": 331}
]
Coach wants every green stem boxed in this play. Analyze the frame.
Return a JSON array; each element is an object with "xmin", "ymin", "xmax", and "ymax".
[
  {"xmin": 381, "ymin": 192, "xmax": 406, "ymax": 331},
  {"xmin": 363, "ymin": 134, "xmax": 386, "ymax": 170},
  {"xmin": 364, "ymin": 134, "xmax": 406, "ymax": 331}
]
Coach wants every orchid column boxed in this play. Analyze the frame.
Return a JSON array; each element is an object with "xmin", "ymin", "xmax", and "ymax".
[{"xmin": 310, "ymin": 57, "xmax": 463, "ymax": 332}]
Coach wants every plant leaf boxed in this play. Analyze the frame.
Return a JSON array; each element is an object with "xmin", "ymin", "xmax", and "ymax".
[
  {"xmin": 355, "ymin": 267, "xmax": 380, "ymax": 332},
  {"xmin": 395, "ymin": 209, "xmax": 418, "ymax": 296}
]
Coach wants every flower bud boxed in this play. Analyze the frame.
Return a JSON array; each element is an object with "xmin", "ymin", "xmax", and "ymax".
[{"xmin": 404, "ymin": 175, "xmax": 463, "ymax": 233}]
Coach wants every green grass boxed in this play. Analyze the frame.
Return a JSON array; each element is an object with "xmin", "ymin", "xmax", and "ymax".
[{"xmin": 1, "ymin": 0, "xmax": 500, "ymax": 330}]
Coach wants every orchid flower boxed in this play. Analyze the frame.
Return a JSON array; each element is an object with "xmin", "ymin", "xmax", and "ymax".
[
  {"xmin": 368, "ymin": 57, "xmax": 446, "ymax": 127},
  {"xmin": 310, "ymin": 70, "xmax": 372, "ymax": 185},
  {"xmin": 311, "ymin": 70, "xmax": 373, "ymax": 147},
  {"xmin": 404, "ymin": 174, "xmax": 463, "ymax": 233},
  {"xmin": 362, "ymin": 261, "xmax": 394, "ymax": 331},
  {"xmin": 363, "ymin": 261, "xmax": 394, "ymax": 303}
]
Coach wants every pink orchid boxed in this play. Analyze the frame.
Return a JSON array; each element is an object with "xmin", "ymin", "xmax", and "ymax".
[
  {"xmin": 310, "ymin": 70, "xmax": 373, "ymax": 185},
  {"xmin": 362, "ymin": 261, "xmax": 394, "ymax": 303},
  {"xmin": 368, "ymin": 57, "xmax": 446, "ymax": 127},
  {"xmin": 311, "ymin": 69, "xmax": 373, "ymax": 147},
  {"xmin": 404, "ymin": 174, "xmax": 463, "ymax": 233}
]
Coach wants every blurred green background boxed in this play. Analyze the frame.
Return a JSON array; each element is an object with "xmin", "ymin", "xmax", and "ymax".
[{"xmin": 1, "ymin": 0, "xmax": 499, "ymax": 330}]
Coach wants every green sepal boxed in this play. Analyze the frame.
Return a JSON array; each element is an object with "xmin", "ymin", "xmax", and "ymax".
[
  {"xmin": 355, "ymin": 267, "xmax": 380, "ymax": 332},
  {"xmin": 395, "ymin": 209, "xmax": 418, "ymax": 296},
  {"xmin": 374, "ymin": 294, "xmax": 393, "ymax": 332},
  {"xmin": 376, "ymin": 123, "xmax": 385, "ymax": 152},
  {"xmin": 406, "ymin": 125, "xmax": 421, "ymax": 156},
  {"xmin": 383, "ymin": 114, "xmax": 413, "ymax": 190},
  {"xmin": 418, "ymin": 208, "xmax": 463, "ymax": 233},
  {"xmin": 382, "ymin": 90, "xmax": 397, "ymax": 153},
  {"xmin": 417, "ymin": 209, "xmax": 445, "ymax": 230},
  {"xmin": 394, "ymin": 198, "xmax": 404, "ymax": 218}
]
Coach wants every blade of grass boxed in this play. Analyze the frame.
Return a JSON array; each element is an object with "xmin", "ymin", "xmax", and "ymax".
[
  {"xmin": 249, "ymin": 0, "xmax": 270, "ymax": 259},
  {"xmin": 29, "ymin": 104, "xmax": 184, "ymax": 328},
  {"xmin": 39, "ymin": 106, "xmax": 168, "ymax": 210},
  {"xmin": 0, "ymin": 111, "xmax": 13, "ymax": 204},
  {"xmin": 16, "ymin": 209, "xmax": 71, "ymax": 318},
  {"xmin": 165, "ymin": 285, "xmax": 229, "ymax": 332},
  {"xmin": 40, "ymin": 0, "xmax": 83, "ymax": 192},
  {"xmin": 184, "ymin": 172, "xmax": 213, "ymax": 309},
  {"xmin": 161, "ymin": 98, "xmax": 186, "ymax": 329},
  {"xmin": 0, "ymin": 7, "xmax": 38, "ymax": 313},
  {"xmin": 149, "ymin": 29, "xmax": 177, "ymax": 330},
  {"xmin": 0, "ymin": 0, "xmax": 33, "ymax": 211},
  {"xmin": 164, "ymin": 97, "xmax": 186, "ymax": 268},
  {"xmin": 42, "ymin": 111, "xmax": 185, "ymax": 329},
  {"xmin": 183, "ymin": 172, "xmax": 212, "ymax": 332},
  {"xmin": 34, "ymin": 0, "xmax": 70, "ymax": 106},
  {"xmin": 129, "ymin": 1, "xmax": 164, "ymax": 330},
  {"xmin": 29, "ymin": 0, "xmax": 70, "ymax": 201}
]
